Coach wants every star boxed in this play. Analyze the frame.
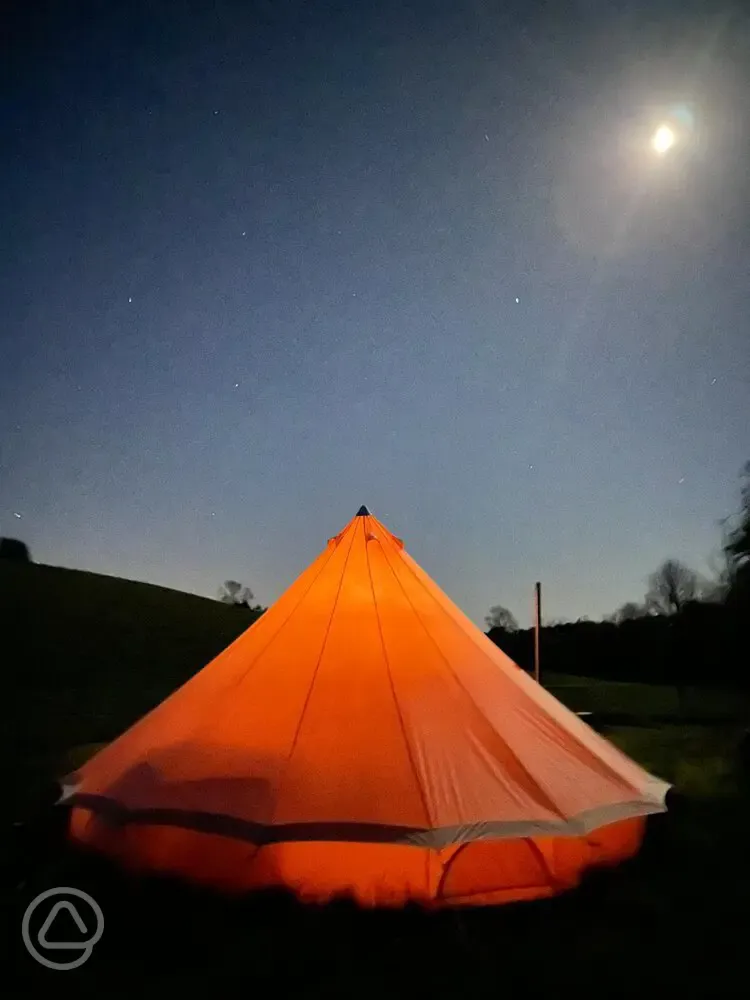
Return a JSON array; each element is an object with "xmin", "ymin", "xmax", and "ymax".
[
  {"xmin": 13, "ymin": 511, "xmax": 22, "ymax": 518},
  {"xmin": 678, "ymin": 478, "xmax": 685, "ymax": 484},
  {"xmin": 128, "ymin": 297, "xmax": 132, "ymax": 303},
  {"xmin": 241, "ymin": 231, "xmax": 246, "ymax": 237},
  {"xmin": 710, "ymin": 378, "xmax": 717, "ymax": 385},
  {"xmin": 515, "ymin": 297, "xmax": 520, "ymax": 304},
  {"xmin": 234, "ymin": 383, "xmax": 239, "ymax": 388}
]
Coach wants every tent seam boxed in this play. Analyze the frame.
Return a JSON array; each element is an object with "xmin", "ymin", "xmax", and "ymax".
[
  {"xmin": 376, "ymin": 539, "xmax": 571, "ymax": 822},
  {"xmin": 219, "ymin": 539, "xmax": 341, "ymax": 698},
  {"xmin": 268, "ymin": 518, "xmax": 359, "ymax": 825},
  {"xmin": 365, "ymin": 533, "xmax": 435, "ymax": 831},
  {"xmin": 379, "ymin": 535, "xmax": 645, "ymax": 797},
  {"xmin": 188, "ymin": 539, "xmax": 343, "ymax": 743},
  {"xmin": 387, "ymin": 530, "xmax": 643, "ymax": 790}
]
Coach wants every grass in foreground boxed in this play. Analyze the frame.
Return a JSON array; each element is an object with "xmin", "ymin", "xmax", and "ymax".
[
  {"xmin": 5, "ymin": 560, "xmax": 749, "ymax": 993},
  {"xmin": 6, "ymin": 792, "xmax": 750, "ymax": 996}
]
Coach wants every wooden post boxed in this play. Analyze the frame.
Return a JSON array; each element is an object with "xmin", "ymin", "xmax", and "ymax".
[{"xmin": 533, "ymin": 581, "xmax": 542, "ymax": 684}]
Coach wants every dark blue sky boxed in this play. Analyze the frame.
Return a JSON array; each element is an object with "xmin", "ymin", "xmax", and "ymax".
[{"xmin": 2, "ymin": 1, "xmax": 748, "ymax": 625}]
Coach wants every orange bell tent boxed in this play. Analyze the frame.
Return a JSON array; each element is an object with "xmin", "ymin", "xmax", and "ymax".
[{"xmin": 66, "ymin": 507, "xmax": 669, "ymax": 906}]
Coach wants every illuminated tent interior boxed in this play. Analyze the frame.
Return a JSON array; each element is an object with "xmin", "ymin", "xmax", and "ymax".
[{"xmin": 66, "ymin": 506, "xmax": 669, "ymax": 906}]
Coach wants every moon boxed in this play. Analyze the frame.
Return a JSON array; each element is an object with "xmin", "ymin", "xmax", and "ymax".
[{"xmin": 651, "ymin": 124, "xmax": 676, "ymax": 155}]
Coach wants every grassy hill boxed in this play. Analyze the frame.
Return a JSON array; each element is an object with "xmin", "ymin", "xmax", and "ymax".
[{"xmin": 2, "ymin": 560, "xmax": 260, "ymax": 818}]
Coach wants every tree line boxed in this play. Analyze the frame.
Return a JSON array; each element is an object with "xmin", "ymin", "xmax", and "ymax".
[{"xmin": 485, "ymin": 462, "xmax": 750, "ymax": 690}]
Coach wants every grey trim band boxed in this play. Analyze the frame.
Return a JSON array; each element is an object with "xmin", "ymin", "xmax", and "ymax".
[{"xmin": 70, "ymin": 792, "xmax": 668, "ymax": 849}]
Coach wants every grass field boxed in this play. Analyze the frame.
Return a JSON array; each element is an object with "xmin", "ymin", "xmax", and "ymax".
[
  {"xmin": 8, "ymin": 794, "xmax": 750, "ymax": 994},
  {"xmin": 546, "ymin": 671, "xmax": 748, "ymax": 722},
  {"xmin": 4, "ymin": 559, "xmax": 750, "ymax": 995}
]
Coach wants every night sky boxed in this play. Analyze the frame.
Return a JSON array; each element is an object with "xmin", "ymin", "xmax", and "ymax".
[{"xmin": 2, "ymin": 1, "xmax": 748, "ymax": 626}]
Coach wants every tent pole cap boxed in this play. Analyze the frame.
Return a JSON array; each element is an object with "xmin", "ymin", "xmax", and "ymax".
[{"xmin": 356, "ymin": 505, "xmax": 370, "ymax": 516}]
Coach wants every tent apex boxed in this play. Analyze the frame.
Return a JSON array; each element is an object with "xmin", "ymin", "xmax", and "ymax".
[{"xmin": 356, "ymin": 505, "xmax": 370, "ymax": 516}]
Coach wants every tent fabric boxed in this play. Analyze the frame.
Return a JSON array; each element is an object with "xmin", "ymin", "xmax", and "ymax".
[{"xmin": 67, "ymin": 509, "xmax": 669, "ymax": 906}]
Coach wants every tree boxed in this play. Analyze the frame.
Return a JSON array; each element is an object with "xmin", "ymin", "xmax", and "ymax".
[
  {"xmin": 703, "ymin": 540, "xmax": 734, "ymax": 603},
  {"xmin": 644, "ymin": 559, "xmax": 701, "ymax": 616},
  {"xmin": 0, "ymin": 538, "xmax": 31, "ymax": 562},
  {"xmin": 485, "ymin": 605, "xmax": 519, "ymax": 632},
  {"xmin": 608, "ymin": 601, "xmax": 647, "ymax": 624},
  {"xmin": 725, "ymin": 461, "xmax": 750, "ymax": 603},
  {"xmin": 218, "ymin": 580, "xmax": 254, "ymax": 607}
]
